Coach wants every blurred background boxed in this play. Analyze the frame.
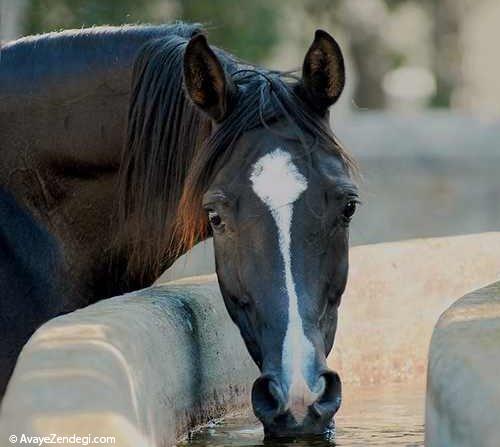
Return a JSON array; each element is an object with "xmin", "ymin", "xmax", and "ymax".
[{"xmin": 1, "ymin": 0, "xmax": 499, "ymax": 249}]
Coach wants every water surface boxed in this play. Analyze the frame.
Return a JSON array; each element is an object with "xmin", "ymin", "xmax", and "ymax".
[{"xmin": 179, "ymin": 382, "xmax": 424, "ymax": 446}]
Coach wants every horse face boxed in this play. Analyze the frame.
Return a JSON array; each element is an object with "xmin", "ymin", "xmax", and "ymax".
[
  {"xmin": 184, "ymin": 30, "xmax": 355, "ymax": 437},
  {"xmin": 204, "ymin": 130, "xmax": 356, "ymax": 436}
]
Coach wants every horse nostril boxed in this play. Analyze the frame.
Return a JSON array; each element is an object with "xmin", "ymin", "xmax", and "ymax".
[
  {"xmin": 252, "ymin": 371, "xmax": 342, "ymax": 436},
  {"xmin": 251, "ymin": 375, "xmax": 287, "ymax": 422},
  {"xmin": 310, "ymin": 371, "xmax": 342, "ymax": 418}
]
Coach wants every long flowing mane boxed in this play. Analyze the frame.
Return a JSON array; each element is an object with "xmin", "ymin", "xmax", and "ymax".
[{"xmin": 117, "ymin": 22, "xmax": 357, "ymax": 282}]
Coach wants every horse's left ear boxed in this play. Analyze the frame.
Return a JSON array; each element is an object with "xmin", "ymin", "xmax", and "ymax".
[
  {"xmin": 298, "ymin": 30, "xmax": 345, "ymax": 115},
  {"xmin": 183, "ymin": 34, "xmax": 235, "ymax": 122}
]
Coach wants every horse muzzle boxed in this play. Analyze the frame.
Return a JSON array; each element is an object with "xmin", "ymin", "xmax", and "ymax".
[{"xmin": 251, "ymin": 369, "xmax": 342, "ymax": 438}]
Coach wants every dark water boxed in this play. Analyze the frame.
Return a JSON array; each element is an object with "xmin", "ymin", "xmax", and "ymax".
[{"xmin": 178, "ymin": 383, "xmax": 424, "ymax": 446}]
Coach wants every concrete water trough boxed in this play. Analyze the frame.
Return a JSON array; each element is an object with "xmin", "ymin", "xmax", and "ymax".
[
  {"xmin": 1, "ymin": 233, "xmax": 500, "ymax": 446},
  {"xmin": 426, "ymin": 280, "xmax": 500, "ymax": 447}
]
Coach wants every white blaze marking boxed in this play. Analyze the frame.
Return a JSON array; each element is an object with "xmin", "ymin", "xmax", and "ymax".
[{"xmin": 250, "ymin": 148, "xmax": 317, "ymax": 410}]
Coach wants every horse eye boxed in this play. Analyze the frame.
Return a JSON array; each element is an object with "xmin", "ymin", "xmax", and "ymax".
[
  {"xmin": 343, "ymin": 201, "xmax": 357, "ymax": 219},
  {"xmin": 208, "ymin": 210, "xmax": 223, "ymax": 228}
]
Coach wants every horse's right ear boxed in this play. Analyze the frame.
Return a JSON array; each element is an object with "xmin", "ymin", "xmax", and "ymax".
[{"xmin": 183, "ymin": 34, "xmax": 235, "ymax": 122}]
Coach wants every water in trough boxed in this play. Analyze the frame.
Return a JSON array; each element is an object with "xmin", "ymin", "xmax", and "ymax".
[{"xmin": 178, "ymin": 382, "xmax": 424, "ymax": 446}]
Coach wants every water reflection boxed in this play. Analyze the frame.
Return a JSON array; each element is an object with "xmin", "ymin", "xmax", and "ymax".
[
  {"xmin": 180, "ymin": 416, "xmax": 334, "ymax": 447},
  {"xmin": 179, "ymin": 382, "xmax": 424, "ymax": 446}
]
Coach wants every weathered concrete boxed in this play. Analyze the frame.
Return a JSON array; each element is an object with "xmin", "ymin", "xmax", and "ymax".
[
  {"xmin": 331, "ymin": 232, "xmax": 500, "ymax": 385},
  {"xmin": 1, "ymin": 233, "xmax": 500, "ymax": 446},
  {"xmin": 0, "ymin": 276, "xmax": 258, "ymax": 447},
  {"xmin": 425, "ymin": 281, "xmax": 500, "ymax": 447}
]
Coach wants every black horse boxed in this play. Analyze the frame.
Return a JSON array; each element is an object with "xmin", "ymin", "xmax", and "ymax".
[{"xmin": 0, "ymin": 23, "xmax": 359, "ymax": 437}]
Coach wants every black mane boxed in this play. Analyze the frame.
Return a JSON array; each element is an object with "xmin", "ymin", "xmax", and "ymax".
[{"xmin": 117, "ymin": 22, "xmax": 356, "ymax": 281}]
